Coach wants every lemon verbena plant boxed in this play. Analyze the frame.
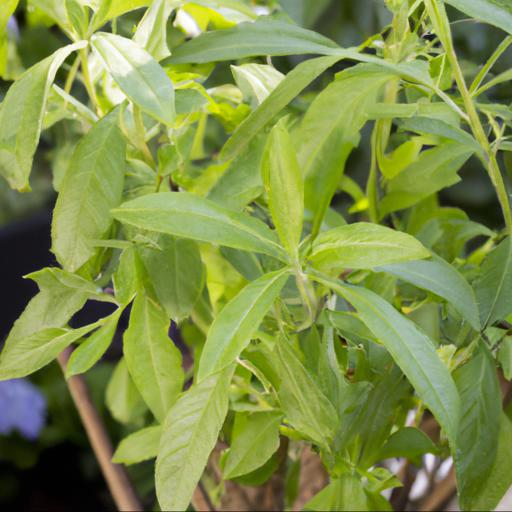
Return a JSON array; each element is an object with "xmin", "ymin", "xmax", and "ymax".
[{"xmin": 1, "ymin": 0, "xmax": 512, "ymax": 510}]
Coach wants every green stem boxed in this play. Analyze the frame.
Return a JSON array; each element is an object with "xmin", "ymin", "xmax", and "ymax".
[
  {"xmin": 425, "ymin": 0, "xmax": 512, "ymax": 233},
  {"xmin": 64, "ymin": 54, "xmax": 81, "ymax": 94},
  {"xmin": 79, "ymin": 48, "xmax": 101, "ymax": 116},
  {"xmin": 133, "ymin": 105, "xmax": 155, "ymax": 167}
]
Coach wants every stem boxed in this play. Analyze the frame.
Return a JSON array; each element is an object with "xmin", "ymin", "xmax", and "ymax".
[
  {"xmin": 470, "ymin": 35, "xmax": 512, "ymax": 95},
  {"xmin": 79, "ymin": 48, "xmax": 102, "ymax": 116},
  {"xmin": 57, "ymin": 347, "xmax": 142, "ymax": 512},
  {"xmin": 425, "ymin": 0, "xmax": 512, "ymax": 233},
  {"xmin": 133, "ymin": 105, "xmax": 155, "ymax": 167},
  {"xmin": 64, "ymin": 54, "xmax": 81, "ymax": 95}
]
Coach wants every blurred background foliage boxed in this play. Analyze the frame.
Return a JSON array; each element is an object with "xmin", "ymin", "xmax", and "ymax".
[{"xmin": 0, "ymin": 0, "xmax": 510, "ymax": 509}]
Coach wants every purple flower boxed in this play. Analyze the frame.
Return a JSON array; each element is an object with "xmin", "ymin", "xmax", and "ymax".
[
  {"xmin": 0, "ymin": 379, "xmax": 46, "ymax": 440},
  {"xmin": 7, "ymin": 17, "xmax": 19, "ymax": 41}
]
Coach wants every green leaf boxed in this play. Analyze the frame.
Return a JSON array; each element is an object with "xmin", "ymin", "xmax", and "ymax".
[
  {"xmin": 133, "ymin": 0, "xmax": 173, "ymax": 61},
  {"xmin": 106, "ymin": 358, "xmax": 148, "ymax": 425},
  {"xmin": 0, "ymin": 322, "xmax": 101, "ymax": 380},
  {"xmin": 124, "ymin": 293, "xmax": 184, "ymax": 422},
  {"xmin": 198, "ymin": 270, "xmax": 289, "ymax": 380},
  {"xmin": 112, "ymin": 192, "xmax": 287, "ymax": 261},
  {"xmin": 312, "ymin": 274, "xmax": 460, "ymax": 446},
  {"xmin": 0, "ymin": 0, "xmax": 18, "ymax": 78},
  {"xmin": 466, "ymin": 412, "xmax": 512, "ymax": 511},
  {"xmin": 166, "ymin": 18, "xmax": 340, "ymax": 64},
  {"xmin": 66, "ymin": 308, "xmax": 123, "ymax": 378},
  {"xmin": 379, "ymin": 427, "xmax": 439, "ymax": 462},
  {"xmin": 274, "ymin": 338, "xmax": 339, "ymax": 449},
  {"xmin": 454, "ymin": 346, "xmax": 501, "ymax": 510},
  {"xmin": 262, "ymin": 120, "xmax": 303, "ymax": 258},
  {"xmin": 498, "ymin": 336, "xmax": 512, "ymax": 380},
  {"xmin": 304, "ymin": 475, "xmax": 368, "ymax": 512},
  {"xmin": 112, "ymin": 425, "xmax": 162, "ymax": 465},
  {"xmin": 4, "ymin": 267, "xmax": 111, "ymax": 349},
  {"xmin": 51, "ymin": 107, "xmax": 126, "ymax": 272},
  {"xmin": 310, "ymin": 223, "xmax": 430, "ymax": 272},
  {"xmin": 0, "ymin": 42, "xmax": 86, "ymax": 191},
  {"xmin": 92, "ymin": 0, "xmax": 151, "ymax": 30},
  {"xmin": 379, "ymin": 143, "xmax": 473, "ymax": 217},
  {"xmin": 139, "ymin": 234, "xmax": 205, "ymax": 320},
  {"xmin": 224, "ymin": 411, "xmax": 282, "ymax": 479},
  {"xmin": 299, "ymin": 65, "xmax": 393, "ymax": 235},
  {"xmin": 91, "ymin": 32, "xmax": 175, "ymax": 125},
  {"xmin": 231, "ymin": 63, "xmax": 284, "ymax": 106},
  {"xmin": 207, "ymin": 134, "xmax": 267, "ymax": 210},
  {"xmin": 156, "ymin": 367, "xmax": 233, "ymax": 511},
  {"xmin": 379, "ymin": 256, "xmax": 480, "ymax": 330},
  {"xmin": 475, "ymin": 237, "xmax": 512, "ymax": 327},
  {"xmin": 220, "ymin": 54, "xmax": 345, "ymax": 162},
  {"xmin": 444, "ymin": 0, "xmax": 512, "ymax": 35}
]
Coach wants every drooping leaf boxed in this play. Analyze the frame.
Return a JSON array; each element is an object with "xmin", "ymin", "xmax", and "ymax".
[
  {"xmin": 444, "ymin": 0, "xmax": 512, "ymax": 35},
  {"xmin": 224, "ymin": 411, "xmax": 282, "ymax": 479},
  {"xmin": 379, "ymin": 256, "xmax": 480, "ymax": 330},
  {"xmin": 156, "ymin": 367, "xmax": 233, "ymax": 511},
  {"xmin": 51, "ymin": 107, "xmax": 126, "ymax": 272},
  {"xmin": 0, "ymin": 42, "xmax": 85, "ymax": 191},
  {"xmin": 274, "ymin": 338, "xmax": 339, "ymax": 449},
  {"xmin": 262, "ymin": 120, "xmax": 303, "ymax": 258},
  {"xmin": 310, "ymin": 223, "xmax": 430, "ymax": 272},
  {"xmin": 454, "ymin": 346, "xmax": 501, "ymax": 510},
  {"xmin": 113, "ymin": 425, "xmax": 162, "ymax": 465},
  {"xmin": 475, "ymin": 237, "xmax": 512, "ymax": 327},
  {"xmin": 0, "ymin": 322, "xmax": 101, "ymax": 380},
  {"xmin": 299, "ymin": 65, "xmax": 393, "ymax": 235},
  {"xmin": 312, "ymin": 274, "xmax": 460, "ymax": 446},
  {"xmin": 220, "ymin": 54, "xmax": 344, "ymax": 161},
  {"xmin": 138, "ymin": 234, "xmax": 205, "ymax": 320},
  {"xmin": 123, "ymin": 293, "xmax": 184, "ymax": 422},
  {"xmin": 66, "ymin": 307, "xmax": 123, "ymax": 378},
  {"xmin": 91, "ymin": 32, "xmax": 175, "ymax": 125},
  {"xmin": 198, "ymin": 269, "xmax": 289, "ymax": 380},
  {"xmin": 112, "ymin": 192, "xmax": 287, "ymax": 261},
  {"xmin": 166, "ymin": 18, "xmax": 340, "ymax": 64}
]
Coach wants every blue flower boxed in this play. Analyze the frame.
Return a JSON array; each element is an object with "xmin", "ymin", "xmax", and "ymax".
[{"xmin": 0, "ymin": 379, "xmax": 46, "ymax": 440}]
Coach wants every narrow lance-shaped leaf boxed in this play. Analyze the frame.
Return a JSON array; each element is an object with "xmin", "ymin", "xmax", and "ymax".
[
  {"xmin": 113, "ymin": 425, "xmax": 162, "ymax": 465},
  {"xmin": 453, "ymin": 345, "xmax": 501, "ymax": 511},
  {"xmin": 0, "ymin": 41, "xmax": 86, "ymax": 191},
  {"xmin": 0, "ymin": 321, "xmax": 102, "ymax": 380},
  {"xmin": 52, "ymin": 107, "xmax": 126, "ymax": 272},
  {"xmin": 274, "ymin": 338, "xmax": 339, "ymax": 449},
  {"xmin": 224, "ymin": 411, "xmax": 283, "ymax": 479},
  {"xmin": 198, "ymin": 269, "xmax": 289, "ymax": 380},
  {"xmin": 311, "ymin": 274, "xmax": 460, "ymax": 446},
  {"xmin": 220, "ymin": 54, "xmax": 345, "ymax": 162},
  {"xmin": 310, "ymin": 223, "xmax": 430, "ymax": 272},
  {"xmin": 262, "ymin": 120, "xmax": 303, "ymax": 259},
  {"xmin": 112, "ymin": 192, "xmax": 287, "ymax": 261},
  {"xmin": 475, "ymin": 237, "xmax": 512, "ymax": 327},
  {"xmin": 66, "ymin": 307, "xmax": 124, "ymax": 378},
  {"xmin": 166, "ymin": 18, "xmax": 340, "ymax": 64},
  {"xmin": 124, "ymin": 294, "xmax": 184, "ymax": 422},
  {"xmin": 91, "ymin": 32, "xmax": 175, "ymax": 125},
  {"xmin": 156, "ymin": 367, "xmax": 233, "ymax": 511},
  {"xmin": 299, "ymin": 65, "xmax": 393, "ymax": 236},
  {"xmin": 379, "ymin": 256, "xmax": 480, "ymax": 331}
]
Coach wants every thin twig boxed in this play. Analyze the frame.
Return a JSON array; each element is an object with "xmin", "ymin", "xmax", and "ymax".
[
  {"xmin": 418, "ymin": 466, "xmax": 457, "ymax": 512},
  {"xmin": 58, "ymin": 346, "xmax": 143, "ymax": 511},
  {"xmin": 192, "ymin": 482, "xmax": 215, "ymax": 512}
]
